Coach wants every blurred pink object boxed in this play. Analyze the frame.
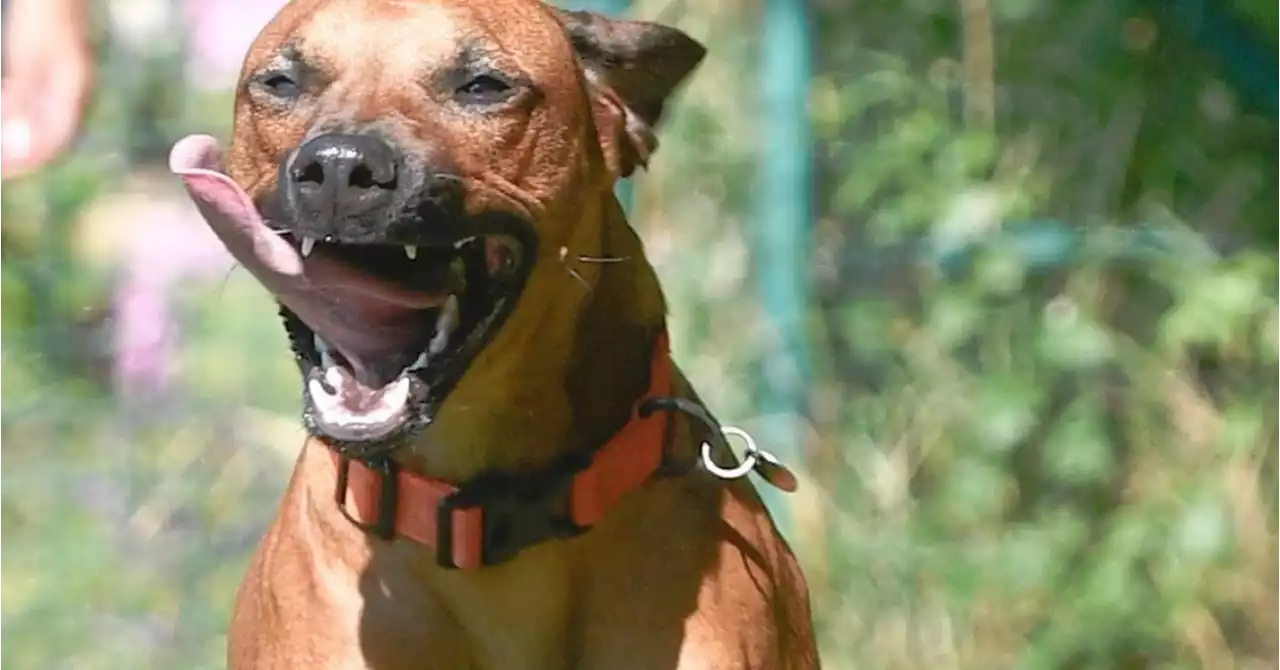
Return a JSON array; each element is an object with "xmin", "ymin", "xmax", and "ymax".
[
  {"xmin": 116, "ymin": 0, "xmax": 290, "ymax": 395},
  {"xmin": 112, "ymin": 202, "xmax": 236, "ymax": 399},
  {"xmin": 182, "ymin": 0, "xmax": 288, "ymax": 91}
]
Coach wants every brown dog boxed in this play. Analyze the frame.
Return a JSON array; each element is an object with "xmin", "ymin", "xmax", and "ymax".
[{"xmin": 169, "ymin": 0, "xmax": 817, "ymax": 667}]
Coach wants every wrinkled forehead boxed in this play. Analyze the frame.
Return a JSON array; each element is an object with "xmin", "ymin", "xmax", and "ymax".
[{"xmin": 246, "ymin": 0, "xmax": 578, "ymax": 83}]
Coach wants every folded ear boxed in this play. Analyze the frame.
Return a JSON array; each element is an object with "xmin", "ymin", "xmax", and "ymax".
[{"xmin": 550, "ymin": 7, "xmax": 706, "ymax": 179}]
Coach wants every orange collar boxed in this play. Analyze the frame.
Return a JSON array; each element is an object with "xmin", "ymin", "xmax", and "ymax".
[{"xmin": 328, "ymin": 331, "xmax": 673, "ymax": 570}]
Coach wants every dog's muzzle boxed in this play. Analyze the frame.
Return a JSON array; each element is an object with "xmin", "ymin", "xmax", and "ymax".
[{"xmin": 170, "ymin": 134, "xmax": 535, "ymax": 450}]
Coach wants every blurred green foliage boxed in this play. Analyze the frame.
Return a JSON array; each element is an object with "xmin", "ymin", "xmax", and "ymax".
[{"xmin": 1, "ymin": 0, "xmax": 1276, "ymax": 668}]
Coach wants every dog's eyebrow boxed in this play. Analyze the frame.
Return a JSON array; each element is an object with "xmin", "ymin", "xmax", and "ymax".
[
  {"xmin": 252, "ymin": 43, "xmax": 330, "ymax": 88},
  {"xmin": 455, "ymin": 40, "xmax": 523, "ymax": 76},
  {"xmin": 274, "ymin": 44, "xmax": 312, "ymax": 70},
  {"xmin": 251, "ymin": 43, "xmax": 301, "ymax": 76}
]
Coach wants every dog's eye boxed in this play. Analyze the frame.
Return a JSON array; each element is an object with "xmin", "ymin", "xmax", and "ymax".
[
  {"xmin": 455, "ymin": 75, "xmax": 513, "ymax": 103},
  {"xmin": 259, "ymin": 73, "xmax": 300, "ymax": 99}
]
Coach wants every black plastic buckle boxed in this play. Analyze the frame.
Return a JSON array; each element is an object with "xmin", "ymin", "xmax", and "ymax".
[
  {"xmin": 334, "ymin": 455, "xmax": 399, "ymax": 541},
  {"xmin": 435, "ymin": 453, "xmax": 590, "ymax": 569}
]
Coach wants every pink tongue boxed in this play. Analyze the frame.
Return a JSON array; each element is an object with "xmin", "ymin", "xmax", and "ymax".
[{"xmin": 169, "ymin": 135, "xmax": 445, "ymax": 388}]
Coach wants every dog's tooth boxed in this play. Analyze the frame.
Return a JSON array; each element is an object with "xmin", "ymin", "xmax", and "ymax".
[
  {"xmin": 428, "ymin": 295, "xmax": 459, "ymax": 355},
  {"xmin": 453, "ymin": 236, "xmax": 476, "ymax": 249},
  {"xmin": 324, "ymin": 364, "xmax": 345, "ymax": 390},
  {"xmin": 383, "ymin": 376, "xmax": 411, "ymax": 410},
  {"xmin": 441, "ymin": 294, "xmax": 459, "ymax": 323},
  {"xmin": 407, "ymin": 351, "xmax": 430, "ymax": 371},
  {"xmin": 428, "ymin": 333, "xmax": 448, "ymax": 356},
  {"xmin": 300, "ymin": 237, "xmax": 316, "ymax": 258},
  {"xmin": 404, "ymin": 245, "xmax": 418, "ymax": 260},
  {"xmin": 317, "ymin": 336, "xmax": 338, "ymax": 370},
  {"xmin": 308, "ymin": 378, "xmax": 336, "ymax": 402}
]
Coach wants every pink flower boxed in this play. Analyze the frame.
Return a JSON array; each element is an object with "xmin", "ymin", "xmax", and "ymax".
[{"xmin": 112, "ymin": 201, "xmax": 235, "ymax": 399}]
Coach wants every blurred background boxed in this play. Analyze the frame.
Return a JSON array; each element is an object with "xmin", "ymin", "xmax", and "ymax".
[{"xmin": 1, "ymin": 0, "xmax": 1277, "ymax": 667}]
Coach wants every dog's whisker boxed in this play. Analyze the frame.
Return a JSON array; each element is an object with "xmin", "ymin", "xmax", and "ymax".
[
  {"xmin": 263, "ymin": 228, "xmax": 295, "ymax": 239},
  {"xmin": 566, "ymin": 266, "xmax": 592, "ymax": 293},
  {"xmin": 558, "ymin": 246, "xmax": 630, "ymax": 265},
  {"xmin": 197, "ymin": 261, "xmax": 245, "ymax": 310}
]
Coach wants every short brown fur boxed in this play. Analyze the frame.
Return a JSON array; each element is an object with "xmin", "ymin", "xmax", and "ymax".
[{"xmin": 225, "ymin": 1, "xmax": 819, "ymax": 667}]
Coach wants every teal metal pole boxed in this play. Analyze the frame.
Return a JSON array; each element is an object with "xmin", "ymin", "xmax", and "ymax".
[
  {"xmin": 1153, "ymin": 0, "xmax": 1278, "ymax": 119},
  {"xmin": 560, "ymin": 0, "xmax": 637, "ymax": 214},
  {"xmin": 754, "ymin": 0, "xmax": 812, "ymax": 540}
]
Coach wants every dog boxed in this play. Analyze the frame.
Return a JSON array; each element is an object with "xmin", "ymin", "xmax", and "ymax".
[{"xmin": 169, "ymin": 0, "xmax": 818, "ymax": 667}]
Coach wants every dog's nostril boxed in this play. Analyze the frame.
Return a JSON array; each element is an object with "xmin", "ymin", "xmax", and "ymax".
[
  {"xmin": 289, "ymin": 135, "xmax": 398, "ymax": 202},
  {"xmin": 349, "ymin": 163, "xmax": 397, "ymax": 190},
  {"xmin": 349, "ymin": 164, "xmax": 375, "ymax": 189},
  {"xmin": 298, "ymin": 162, "xmax": 326, "ymax": 185}
]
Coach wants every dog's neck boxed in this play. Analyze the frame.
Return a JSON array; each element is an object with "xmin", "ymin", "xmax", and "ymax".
[{"xmin": 396, "ymin": 190, "xmax": 667, "ymax": 483}]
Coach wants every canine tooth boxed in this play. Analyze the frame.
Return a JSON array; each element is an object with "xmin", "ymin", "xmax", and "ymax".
[
  {"xmin": 324, "ymin": 364, "xmax": 345, "ymax": 390},
  {"xmin": 300, "ymin": 237, "xmax": 316, "ymax": 257},
  {"xmin": 308, "ymin": 378, "xmax": 337, "ymax": 401},
  {"xmin": 383, "ymin": 376, "xmax": 411, "ymax": 410},
  {"xmin": 428, "ymin": 295, "xmax": 459, "ymax": 355},
  {"xmin": 453, "ymin": 236, "xmax": 476, "ymax": 249},
  {"xmin": 428, "ymin": 332, "xmax": 448, "ymax": 356},
  {"xmin": 404, "ymin": 245, "xmax": 418, "ymax": 260},
  {"xmin": 316, "ymin": 337, "xmax": 338, "ymax": 369}
]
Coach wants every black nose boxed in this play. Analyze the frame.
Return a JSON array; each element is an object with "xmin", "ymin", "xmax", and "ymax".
[{"xmin": 287, "ymin": 133, "xmax": 399, "ymax": 221}]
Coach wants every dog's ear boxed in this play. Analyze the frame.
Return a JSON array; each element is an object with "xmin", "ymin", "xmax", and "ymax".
[{"xmin": 550, "ymin": 8, "xmax": 706, "ymax": 178}]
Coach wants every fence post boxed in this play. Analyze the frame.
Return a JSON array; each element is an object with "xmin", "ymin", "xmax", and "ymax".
[
  {"xmin": 753, "ymin": 0, "xmax": 813, "ymax": 540},
  {"xmin": 1156, "ymin": 0, "xmax": 1278, "ymax": 119}
]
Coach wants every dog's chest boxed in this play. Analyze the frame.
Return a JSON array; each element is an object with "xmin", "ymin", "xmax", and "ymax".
[{"xmin": 241, "ymin": 546, "xmax": 481, "ymax": 669}]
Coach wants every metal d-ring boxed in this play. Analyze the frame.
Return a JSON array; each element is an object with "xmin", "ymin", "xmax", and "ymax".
[{"xmin": 700, "ymin": 425, "xmax": 760, "ymax": 480}]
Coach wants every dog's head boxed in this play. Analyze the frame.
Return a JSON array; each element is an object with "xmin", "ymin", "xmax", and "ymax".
[{"xmin": 173, "ymin": 0, "xmax": 703, "ymax": 455}]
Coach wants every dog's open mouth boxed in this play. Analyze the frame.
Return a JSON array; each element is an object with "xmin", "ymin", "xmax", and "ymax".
[
  {"xmin": 281, "ymin": 234, "xmax": 523, "ymax": 443},
  {"xmin": 169, "ymin": 134, "xmax": 532, "ymax": 448}
]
